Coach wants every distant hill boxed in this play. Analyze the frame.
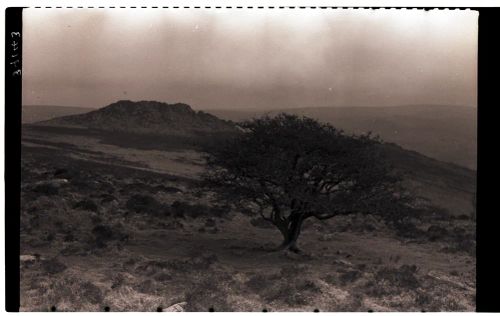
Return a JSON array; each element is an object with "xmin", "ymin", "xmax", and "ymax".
[
  {"xmin": 207, "ymin": 105, "xmax": 477, "ymax": 170},
  {"xmin": 36, "ymin": 100, "xmax": 237, "ymax": 136},
  {"xmin": 24, "ymin": 101, "xmax": 476, "ymax": 216},
  {"xmin": 22, "ymin": 105, "xmax": 93, "ymax": 124},
  {"xmin": 380, "ymin": 143, "xmax": 475, "ymax": 216}
]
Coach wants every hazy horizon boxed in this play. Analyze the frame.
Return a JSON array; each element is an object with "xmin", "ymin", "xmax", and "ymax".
[
  {"xmin": 23, "ymin": 9, "xmax": 477, "ymax": 110},
  {"xmin": 22, "ymin": 102, "xmax": 476, "ymax": 111}
]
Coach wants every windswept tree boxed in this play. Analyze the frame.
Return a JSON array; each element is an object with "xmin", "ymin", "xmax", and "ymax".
[{"xmin": 203, "ymin": 114, "xmax": 410, "ymax": 252}]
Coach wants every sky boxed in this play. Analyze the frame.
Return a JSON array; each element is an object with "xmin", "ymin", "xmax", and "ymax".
[{"xmin": 22, "ymin": 9, "xmax": 478, "ymax": 110}]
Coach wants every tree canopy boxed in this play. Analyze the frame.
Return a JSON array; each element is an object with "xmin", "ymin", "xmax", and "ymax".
[{"xmin": 203, "ymin": 114, "xmax": 410, "ymax": 252}]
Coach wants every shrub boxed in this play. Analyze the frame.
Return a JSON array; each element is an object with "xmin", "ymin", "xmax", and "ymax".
[
  {"xmin": 391, "ymin": 220, "xmax": 425, "ymax": 240},
  {"xmin": 126, "ymin": 194, "xmax": 164, "ymax": 215},
  {"xmin": 205, "ymin": 218, "xmax": 216, "ymax": 227},
  {"xmin": 171, "ymin": 201, "xmax": 229, "ymax": 218},
  {"xmin": 184, "ymin": 270, "xmax": 233, "ymax": 312},
  {"xmin": 32, "ymin": 183, "xmax": 59, "ymax": 195},
  {"xmin": 41, "ymin": 257, "xmax": 67, "ymax": 275},
  {"xmin": 133, "ymin": 279, "xmax": 157, "ymax": 295},
  {"xmin": 427, "ymin": 225, "xmax": 449, "ymax": 241},
  {"xmin": 90, "ymin": 224, "xmax": 128, "ymax": 248},
  {"xmin": 339, "ymin": 269, "xmax": 362, "ymax": 285},
  {"xmin": 245, "ymin": 274, "xmax": 280, "ymax": 292},
  {"xmin": 79, "ymin": 281, "xmax": 104, "ymax": 304},
  {"xmin": 53, "ymin": 168, "xmax": 78, "ymax": 179},
  {"xmin": 100, "ymin": 194, "xmax": 117, "ymax": 204},
  {"xmin": 73, "ymin": 199, "xmax": 98, "ymax": 212},
  {"xmin": 375, "ymin": 264, "xmax": 420, "ymax": 290}
]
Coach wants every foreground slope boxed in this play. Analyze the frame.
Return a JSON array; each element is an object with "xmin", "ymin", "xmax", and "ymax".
[
  {"xmin": 20, "ymin": 137, "xmax": 475, "ymax": 312},
  {"xmin": 20, "ymin": 102, "xmax": 475, "ymax": 311}
]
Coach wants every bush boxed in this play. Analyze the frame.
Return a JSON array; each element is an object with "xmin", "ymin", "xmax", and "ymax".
[
  {"xmin": 245, "ymin": 274, "xmax": 280, "ymax": 292},
  {"xmin": 53, "ymin": 168, "xmax": 78, "ymax": 179},
  {"xmin": 79, "ymin": 281, "xmax": 104, "ymax": 304},
  {"xmin": 126, "ymin": 194, "xmax": 165, "ymax": 215},
  {"xmin": 427, "ymin": 225, "xmax": 449, "ymax": 241},
  {"xmin": 442, "ymin": 239, "xmax": 476, "ymax": 256},
  {"xmin": 265, "ymin": 278, "xmax": 321, "ymax": 306},
  {"xmin": 391, "ymin": 220, "xmax": 425, "ymax": 240},
  {"xmin": 205, "ymin": 218, "xmax": 216, "ymax": 227},
  {"xmin": 91, "ymin": 224, "xmax": 128, "ymax": 248},
  {"xmin": 456, "ymin": 214, "xmax": 470, "ymax": 221},
  {"xmin": 339, "ymin": 269, "xmax": 362, "ymax": 285},
  {"xmin": 245, "ymin": 265, "xmax": 320, "ymax": 307},
  {"xmin": 73, "ymin": 199, "xmax": 98, "ymax": 212},
  {"xmin": 41, "ymin": 257, "xmax": 67, "ymax": 275},
  {"xmin": 184, "ymin": 269, "xmax": 233, "ymax": 312},
  {"xmin": 375, "ymin": 264, "xmax": 420, "ymax": 290},
  {"xmin": 32, "ymin": 183, "xmax": 59, "ymax": 195},
  {"xmin": 171, "ymin": 201, "xmax": 228, "ymax": 218},
  {"xmin": 100, "ymin": 194, "xmax": 117, "ymax": 204},
  {"xmin": 133, "ymin": 279, "xmax": 157, "ymax": 295},
  {"xmin": 43, "ymin": 277, "xmax": 105, "ymax": 310}
]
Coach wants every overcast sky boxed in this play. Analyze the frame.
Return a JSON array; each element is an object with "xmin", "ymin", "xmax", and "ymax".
[{"xmin": 23, "ymin": 9, "xmax": 478, "ymax": 110}]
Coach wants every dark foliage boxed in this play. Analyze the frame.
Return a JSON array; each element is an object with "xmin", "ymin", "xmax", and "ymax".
[
  {"xmin": 41, "ymin": 257, "xmax": 67, "ymax": 275},
  {"xmin": 170, "ymin": 200, "xmax": 229, "ymax": 218},
  {"xmin": 126, "ymin": 194, "xmax": 165, "ymax": 215},
  {"xmin": 31, "ymin": 182, "xmax": 59, "ymax": 195},
  {"xmin": 375, "ymin": 264, "xmax": 420, "ymax": 289},
  {"xmin": 339, "ymin": 269, "xmax": 362, "ymax": 285},
  {"xmin": 80, "ymin": 281, "xmax": 104, "ymax": 304},
  {"xmin": 245, "ymin": 265, "xmax": 321, "ymax": 306},
  {"xmin": 73, "ymin": 199, "xmax": 98, "ymax": 212},
  {"xmin": 427, "ymin": 225, "xmax": 449, "ymax": 241},
  {"xmin": 203, "ymin": 114, "xmax": 411, "ymax": 251},
  {"xmin": 91, "ymin": 224, "xmax": 128, "ymax": 248}
]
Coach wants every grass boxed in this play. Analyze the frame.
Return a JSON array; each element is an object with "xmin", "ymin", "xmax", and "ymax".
[{"xmin": 20, "ymin": 131, "xmax": 476, "ymax": 312}]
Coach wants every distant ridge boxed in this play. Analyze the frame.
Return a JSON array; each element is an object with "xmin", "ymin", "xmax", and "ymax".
[
  {"xmin": 22, "ymin": 105, "xmax": 93, "ymax": 124},
  {"xmin": 207, "ymin": 105, "xmax": 477, "ymax": 169},
  {"xmin": 36, "ymin": 100, "xmax": 237, "ymax": 136}
]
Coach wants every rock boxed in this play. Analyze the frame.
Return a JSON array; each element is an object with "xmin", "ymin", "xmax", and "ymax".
[
  {"xmin": 163, "ymin": 302, "xmax": 187, "ymax": 312},
  {"xmin": 319, "ymin": 233, "xmax": 335, "ymax": 241},
  {"xmin": 20, "ymin": 254, "xmax": 38, "ymax": 262},
  {"xmin": 334, "ymin": 259, "xmax": 354, "ymax": 267}
]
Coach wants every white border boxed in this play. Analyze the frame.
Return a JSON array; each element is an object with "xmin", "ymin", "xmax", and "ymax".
[{"xmin": 2, "ymin": 0, "xmax": 500, "ymax": 7}]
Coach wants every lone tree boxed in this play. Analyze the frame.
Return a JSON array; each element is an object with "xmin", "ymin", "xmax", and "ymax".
[{"xmin": 204, "ymin": 114, "xmax": 409, "ymax": 252}]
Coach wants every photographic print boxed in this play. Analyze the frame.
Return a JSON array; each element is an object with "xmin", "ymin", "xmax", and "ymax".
[{"xmin": 18, "ymin": 7, "xmax": 477, "ymax": 312}]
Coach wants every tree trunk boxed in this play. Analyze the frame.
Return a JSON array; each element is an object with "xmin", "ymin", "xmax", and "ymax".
[{"xmin": 278, "ymin": 214, "xmax": 305, "ymax": 253}]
